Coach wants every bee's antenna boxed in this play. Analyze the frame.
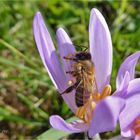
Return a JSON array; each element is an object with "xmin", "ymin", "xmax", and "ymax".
[
  {"xmin": 63, "ymin": 56, "xmax": 77, "ymax": 61},
  {"xmin": 75, "ymin": 44, "xmax": 89, "ymax": 52}
]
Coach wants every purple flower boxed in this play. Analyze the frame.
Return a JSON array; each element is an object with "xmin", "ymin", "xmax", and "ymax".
[
  {"xmin": 114, "ymin": 51, "xmax": 140, "ymax": 139},
  {"xmin": 33, "ymin": 8, "xmax": 125, "ymax": 137}
]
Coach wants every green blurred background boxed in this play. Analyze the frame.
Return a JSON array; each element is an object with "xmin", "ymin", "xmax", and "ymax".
[{"xmin": 0, "ymin": 0, "xmax": 140, "ymax": 139}]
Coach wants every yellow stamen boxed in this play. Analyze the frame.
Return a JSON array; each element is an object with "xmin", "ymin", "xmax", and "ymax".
[
  {"xmin": 135, "ymin": 119, "xmax": 140, "ymax": 125},
  {"xmin": 85, "ymin": 110, "xmax": 90, "ymax": 123},
  {"xmin": 134, "ymin": 127, "xmax": 140, "ymax": 136},
  {"xmin": 85, "ymin": 101, "xmax": 96, "ymax": 123},
  {"xmin": 75, "ymin": 85, "xmax": 111, "ymax": 123},
  {"xmin": 133, "ymin": 119, "xmax": 140, "ymax": 137},
  {"xmin": 76, "ymin": 102, "xmax": 88, "ymax": 119},
  {"xmin": 76, "ymin": 98, "xmax": 96, "ymax": 123},
  {"xmin": 100, "ymin": 85, "xmax": 111, "ymax": 99}
]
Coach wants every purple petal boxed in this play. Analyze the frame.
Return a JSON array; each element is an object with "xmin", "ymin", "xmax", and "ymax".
[
  {"xmin": 56, "ymin": 28, "xmax": 76, "ymax": 78},
  {"xmin": 49, "ymin": 115, "xmax": 89, "ymax": 133},
  {"xmin": 56, "ymin": 28, "xmax": 77, "ymax": 112},
  {"xmin": 121, "ymin": 128, "xmax": 133, "ymax": 138},
  {"xmin": 56, "ymin": 27, "xmax": 73, "ymax": 45},
  {"xmin": 88, "ymin": 96, "xmax": 125, "ymax": 137},
  {"xmin": 119, "ymin": 94, "xmax": 140, "ymax": 131},
  {"xmin": 33, "ymin": 12, "xmax": 76, "ymax": 113},
  {"xmin": 114, "ymin": 72, "xmax": 130, "ymax": 98},
  {"xmin": 135, "ymin": 135, "xmax": 140, "ymax": 140},
  {"xmin": 33, "ymin": 12, "xmax": 66, "ymax": 91},
  {"xmin": 127, "ymin": 78, "xmax": 140, "ymax": 96},
  {"xmin": 116, "ymin": 51, "xmax": 140, "ymax": 89},
  {"xmin": 89, "ymin": 8, "xmax": 112, "ymax": 93}
]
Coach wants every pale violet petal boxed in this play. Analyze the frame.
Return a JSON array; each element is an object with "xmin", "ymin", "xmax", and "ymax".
[
  {"xmin": 88, "ymin": 96, "xmax": 125, "ymax": 137},
  {"xmin": 33, "ymin": 12, "xmax": 76, "ymax": 113},
  {"xmin": 116, "ymin": 51, "xmax": 140, "ymax": 89},
  {"xmin": 49, "ymin": 115, "xmax": 89, "ymax": 133},
  {"xmin": 56, "ymin": 28, "xmax": 76, "ymax": 76},
  {"xmin": 114, "ymin": 72, "xmax": 130, "ymax": 98},
  {"xmin": 89, "ymin": 8, "xmax": 112, "ymax": 93},
  {"xmin": 119, "ymin": 94, "xmax": 140, "ymax": 131},
  {"xmin": 127, "ymin": 78, "xmax": 140, "ymax": 96},
  {"xmin": 121, "ymin": 128, "xmax": 133, "ymax": 138},
  {"xmin": 33, "ymin": 12, "xmax": 66, "ymax": 91},
  {"xmin": 56, "ymin": 28, "xmax": 77, "ymax": 112}
]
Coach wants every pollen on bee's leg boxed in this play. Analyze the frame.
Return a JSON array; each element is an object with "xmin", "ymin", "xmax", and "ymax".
[
  {"xmin": 68, "ymin": 80, "xmax": 73, "ymax": 86},
  {"xmin": 100, "ymin": 85, "xmax": 111, "ymax": 99}
]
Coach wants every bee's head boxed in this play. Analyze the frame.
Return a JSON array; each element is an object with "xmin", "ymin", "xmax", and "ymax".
[{"xmin": 75, "ymin": 52, "xmax": 91, "ymax": 60}]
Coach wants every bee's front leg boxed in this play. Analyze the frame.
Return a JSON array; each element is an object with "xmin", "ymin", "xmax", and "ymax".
[
  {"xmin": 63, "ymin": 54, "xmax": 77, "ymax": 61},
  {"xmin": 65, "ymin": 71, "xmax": 77, "ymax": 77}
]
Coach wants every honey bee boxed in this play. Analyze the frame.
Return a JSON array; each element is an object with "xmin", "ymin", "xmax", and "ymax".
[{"xmin": 61, "ymin": 52, "xmax": 97, "ymax": 107}]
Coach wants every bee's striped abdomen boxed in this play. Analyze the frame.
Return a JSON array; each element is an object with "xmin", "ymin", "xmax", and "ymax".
[
  {"xmin": 75, "ymin": 82, "xmax": 90, "ymax": 107},
  {"xmin": 75, "ymin": 85, "xmax": 84, "ymax": 107}
]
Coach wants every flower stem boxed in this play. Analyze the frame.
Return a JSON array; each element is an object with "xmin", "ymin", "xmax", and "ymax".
[{"xmin": 85, "ymin": 132, "xmax": 101, "ymax": 140}]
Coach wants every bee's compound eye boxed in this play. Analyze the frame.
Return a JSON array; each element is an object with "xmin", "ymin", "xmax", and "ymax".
[{"xmin": 76, "ymin": 52, "xmax": 91, "ymax": 60}]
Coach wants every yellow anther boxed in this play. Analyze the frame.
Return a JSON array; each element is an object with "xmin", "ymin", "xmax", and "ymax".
[
  {"xmin": 100, "ymin": 85, "xmax": 111, "ymax": 99},
  {"xmin": 76, "ymin": 101, "xmax": 89, "ymax": 120},
  {"xmin": 76, "ymin": 107, "xmax": 84, "ymax": 119},
  {"xmin": 96, "ymin": 93, "xmax": 101, "ymax": 100},
  {"xmin": 133, "ymin": 119, "xmax": 140, "ymax": 137},
  {"xmin": 134, "ymin": 127, "xmax": 140, "ymax": 136},
  {"xmin": 135, "ymin": 119, "xmax": 140, "ymax": 125},
  {"xmin": 84, "ymin": 102, "xmax": 96, "ymax": 124},
  {"xmin": 78, "ymin": 106, "xmax": 86, "ymax": 118}
]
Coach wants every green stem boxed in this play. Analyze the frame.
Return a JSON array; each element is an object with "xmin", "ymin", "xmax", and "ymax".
[{"xmin": 85, "ymin": 132, "xmax": 101, "ymax": 140}]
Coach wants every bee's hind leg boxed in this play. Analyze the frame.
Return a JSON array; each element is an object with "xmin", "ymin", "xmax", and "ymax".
[{"xmin": 60, "ymin": 81, "xmax": 79, "ymax": 95}]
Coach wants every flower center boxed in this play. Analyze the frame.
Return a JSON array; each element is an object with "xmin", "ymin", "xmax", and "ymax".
[
  {"xmin": 75, "ymin": 85, "xmax": 111, "ymax": 124},
  {"xmin": 133, "ymin": 119, "xmax": 140, "ymax": 137}
]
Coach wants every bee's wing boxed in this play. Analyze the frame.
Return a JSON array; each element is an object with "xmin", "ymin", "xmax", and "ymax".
[{"xmin": 82, "ymin": 72, "xmax": 97, "ymax": 97}]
